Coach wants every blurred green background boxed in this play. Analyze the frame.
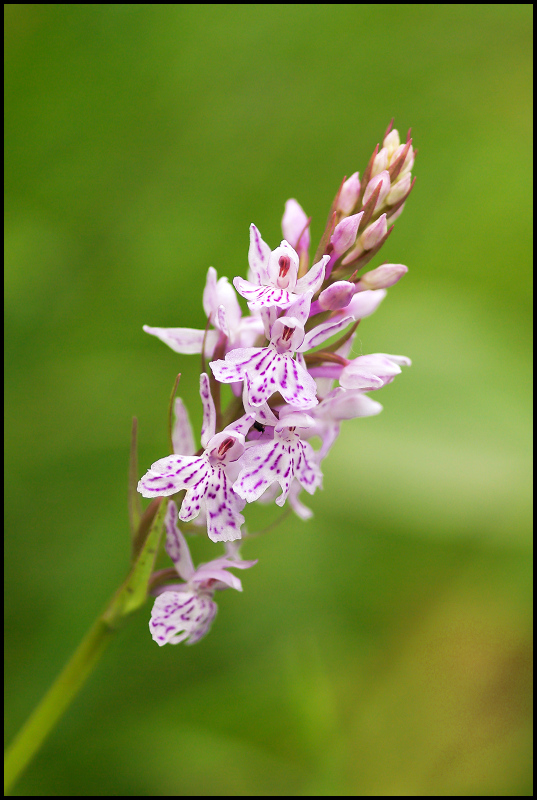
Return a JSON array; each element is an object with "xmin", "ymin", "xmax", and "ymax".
[{"xmin": 5, "ymin": 4, "xmax": 532, "ymax": 796}]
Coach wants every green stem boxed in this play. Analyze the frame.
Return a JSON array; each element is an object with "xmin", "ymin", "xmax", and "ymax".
[
  {"xmin": 4, "ymin": 497, "xmax": 167, "ymax": 795},
  {"xmin": 4, "ymin": 616, "xmax": 114, "ymax": 795}
]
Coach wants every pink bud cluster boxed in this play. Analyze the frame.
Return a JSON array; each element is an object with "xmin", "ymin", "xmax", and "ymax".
[{"xmin": 139, "ymin": 123, "xmax": 415, "ymax": 644}]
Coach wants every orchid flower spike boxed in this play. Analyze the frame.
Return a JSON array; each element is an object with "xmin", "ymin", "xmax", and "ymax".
[{"xmin": 136, "ymin": 120, "xmax": 416, "ymax": 649}]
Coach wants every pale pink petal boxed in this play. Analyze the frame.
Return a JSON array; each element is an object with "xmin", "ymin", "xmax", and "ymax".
[
  {"xmin": 242, "ymin": 382, "xmax": 279, "ymax": 426},
  {"xmin": 193, "ymin": 566, "xmax": 243, "ymax": 592},
  {"xmin": 338, "ymin": 370, "xmax": 385, "ymax": 391},
  {"xmin": 363, "ymin": 170, "xmax": 391, "ymax": 210},
  {"xmin": 143, "ymin": 325, "xmax": 219, "ymax": 356},
  {"xmin": 172, "ymin": 397, "xmax": 196, "ymax": 456},
  {"xmin": 149, "ymin": 591, "xmax": 217, "ymax": 646},
  {"xmin": 276, "ymin": 356, "xmax": 318, "ymax": 409},
  {"xmin": 224, "ymin": 413, "xmax": 255, "ymax": 438},
  {"xmin": 376, "ymin": 353, "xmax": 412, "ymax": 367},
  {"xmin": 259, "ymin": 305, "xmax": 277, "ymax": 339},
  {"xmin": 164, "ymin": 500, "xmax": 195, "ymax": 581},
  {"xmin": 199, "ymin": 373, "xmax": 216, "ymax": 448},
  {"xmin": 180, "ymin": 474, "xmax": 211, "ymax": 521},
  {"xmin": 298, "ymin": 315, "xmax": 354, "ymax": 352},
  {"xmin": 244, "ymin": 354, "xmax": 281, "ymax": 407},
  {"xmin": 210, "ymin": 358, "xmax": 245, "ymax": 384},
  {"xmin": 338, "ymin": 289, "xmax": 387, "ymax": 321},
  {"xmin": 215, "ymin": 277, "xmax": 241, "ymax": 332},
  {"xmin": 204, "ymin": 470, "xmax": 245, "ymax": 542},
  {"xmin": 138, "ymin": 455, "xmax": 209, "ymax": 498},
  {"xmin": 293, "ymin": 440, "xmax": 323, "ymax": 496},
  {"xmin": 339, "ymin": 354, "xmax": 404, "ymax": 391},
  {"xmin": 319, "ymin": 387, "xmax": 383, "ymax": 420},
  {"xmin": 248, "ymin": 224, "xmax": 271, "ymax": 284},
  {"xmin": 295, "ymin": 255, "xmax": 329, "ymax": 295},
  {"xmin": 284, "ymin": 292, "xmax": 312, "ymax": 327},
  {"xmin": 220, "ymin": 346, "xmax": 261, "ymax": 364},
  {"xmin": 358, "ymin": 264, "xmax": 407, "ymax": 291},
  {"xmin": 204, "ymin": 431, "xmax": 246, "ymax": 465},
  {"xmin": 216, "ymin": 304, "xmax": 229, "ymax": 337},
  {"xmin": 276, "ymin": 409, "xmax": 315, "ymax": 430},
  {"xmin": 288, "ymin": 482, "xmax": 314, "ymax": 520},
  {"xmin": 233, "ymin": 277, "xmax": 295, "ymax": 309},
  {"xmin": 202, "ymin": 267, "xmax": 218, "ymax": 321},
  {"xmin": 270, "ymin": 317, "xmax": 306, "ymax": 353},
  {"xmin": 282, "ymin": 198, "xmax": 310, "ymax": 254},
  {"xmin": 234, "ymin": 315, "xmax": 265, "ymax": 348},
  {"xmin": 234, "ymin": 440, "xmax": 293, "ymax": 504}
]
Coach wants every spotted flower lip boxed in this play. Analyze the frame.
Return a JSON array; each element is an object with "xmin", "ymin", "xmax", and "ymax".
[
  {"xmin": 149, "ymin": 501, "xmax": 256, "ymax": 645},
  {"xmin": 138, "ymin": 374, "xmax": 254, "ymax": 542},
  {"xmin": 233, "ymin": 410, "xmax": 322, "ymax": 507},
  {"xmin": 233, "ymin": 224, "xmax": 329, "ymax": 310}
]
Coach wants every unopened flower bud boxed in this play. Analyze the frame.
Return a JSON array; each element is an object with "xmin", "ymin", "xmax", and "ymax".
[
  {"xmin": 390, "ymin": 143, "xmax": 414, "ymax": 176},
  {"xmin": 361, "ymin": 213, "xmax": 388, "ymax": 251},
  {"xmin": 282, "ymin": 198, "xmax": 310, "ymax": 255},
  {"xmin": 386, "ymin": 173, "xmax": 411, "ymax": 206},
  {"xmin": 318, "ymin": 281, "xmax": 355, "ymax": 311},
  {"xmin": 337, "ymin": 172, "xmax": 361, "ymax": 215},
  {"xmin": 383, "ymin": 129, "xmax": 400, "ymax": 158},
  {"xmin": 358, "ymin": 263, "xmax": 408, "ymax": 291},
  {"xmin": 371, "ymin": 147, "xmax": 389, "ymax": 177},
  {"xmin": 363, "ymin": 170, "xmax": 391, "ymax": 210},
  {"xmin": 330, "ymin": 212, "xmax": 363, "ymax": 255}
]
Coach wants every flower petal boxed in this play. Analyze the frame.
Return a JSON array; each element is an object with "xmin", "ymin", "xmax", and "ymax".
[
  {"xmin": 200, "ymin": 373, "xmax": 216, "ymax": 448},
  {"xmin": 242, "ymin": 382, "xmax": 279, "ymax": 426},
  {"xmin": 138, "ymin": 455, "xmax": 210, "ymax": 498},
  {"xmin": 149, "ymin": 590, "xmax": 217, "ymax": 646},
  {"xmin": 205, "ymin": 470, "xmax": 245, "ymax": 542},
  {"xmin": 193, "ymin": 566, "xmax": 243, "ymax": 592},
  {"xmin": 180, "ymin": 472, "xmax": 211, "ymax": 522},
  {"xmin": 248, "ymin": 224, "xmax": 271, "ymax": 284},
  {"xmin": 234, "ymin": 440, "xmax": 293, "ymax": 504},
  {"xmin": 295, "ymin": 255, "xmax": 329, "ymax": 295},
  {"xmin": 298, "ymin": 314, "xmax": 354, "ymax": 352},
  {"xmin": 143, "ymin": 325, "xmax": 219, "ymax": 356},
  {"xmin": 172, "ymin": 397, "xmax": 196, "ymax": 456},
  {"xmin": 233, "ymin": 278, "xmax": 295, "ymax": 309},
  {"xmin": 293, "ymin": 440, "xmax": 323, "ymax": 496},
  {"xmin": 224, "ymin": 413, "xmax": 255, "ymax": 438},
  {"xmin": 164, "ymin": 500, "xmax": 195, "ymax": 581},
  {"xmin": 282, "ymin": 198, "xmax": 310, "ymax": 254},
  {"xmin": 277, "ymin": 355, "xmax": 318, "ymax": 409},
  {"xmin": 288, "ymin": 481, "xmax": 314, "ymax": 520},
  {"xmin": 338, "ymin": 289, "xmax": 387, "ymax": 321},
  {"xmin": 202, "ymin": 266, "xmax": 218, "ymax": 321},
  {"xmin": 285, "ymin": 292, "xmax": 313, "ymax": 327}
]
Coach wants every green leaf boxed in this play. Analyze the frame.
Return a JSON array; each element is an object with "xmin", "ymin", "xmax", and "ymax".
[{"xmin": 104, "ymin": 498, "xmax": 167, "ymax": 628}]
